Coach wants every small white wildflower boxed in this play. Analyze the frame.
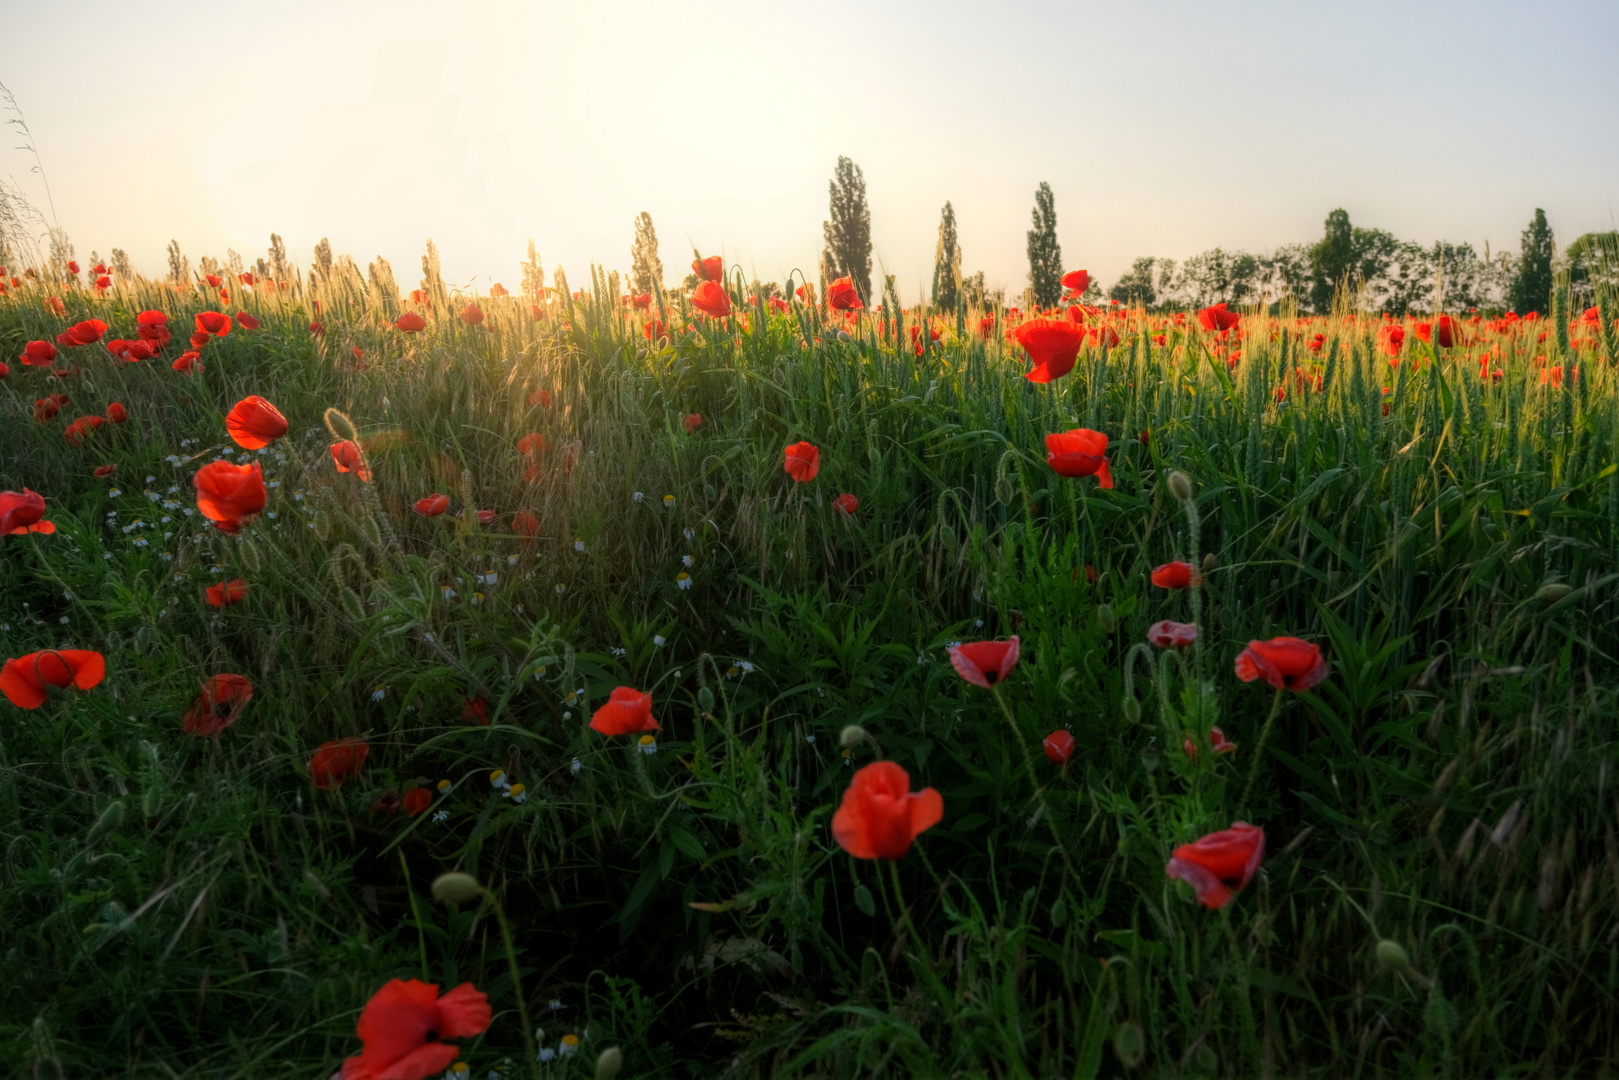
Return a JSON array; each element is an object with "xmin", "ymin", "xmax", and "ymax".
[
  {"xmin": 570, "ymin": 757, "xmax": 582, "ymax": 775},
  {"xmin": 558, "ymin": 1035, "xmax": 580, "ymax": 1057},
  {"xmin": 423, "ymin": 632, "xmax": 436, "ymax": 643},
  {"xmin": 562, "ymin": 710, "xmax": 572, "ymax": 720},
  {"xmin": 573, "ymin": 539, "xmax": 585, "ymax": 553},
  {"xmin": 532, "ymin": 666, "xmax": 547, "ymax": 681},
  {"xmin": 132, "ymin": 538, "xmax": 148, "ymax": 547},
  {"xmin": 805, "ymin": 734, "xmax": 816, "ymax": 744},
  {"xmin": 266, "ymin": 480, "xmax": 280, "ymax": 488},
  {"xmin": 490, "ymin": 769, "xmax": 510, "ymax": 790},
  {"xmin": 441, "ymin": 586, "xmax": 457, "ymax": 599},
  {"xmin": 167, "ymin": 485, "xmax": 180, "ymax": 494},
  {"xmin": 638, "ymin": 734, "xmax": 657, "ymax": 756},
  {"xmin": 555, "ymin": 584, "xmax": 565, "ymax": 595},
  {"xmin": 59, "ymin": 616, "xmax": 69, "ymax": 624},
  {"xmin": 266, "ymin": 511, "xmax": 277, "ymax": 519},
  {"xmin": 682, "ymin": 554, "xmax": 694, "ymax": 567},
  {"xmin": 653, "ymin": 634, "xmax": 667, "ymax": 647},
  {"xmin": 662, "ymin": 494, "xmax": 675, "ymax": 507},
  {"xmin": 734, "ymin": 660, "xmax": 755, "ymax": 673},
  {"xmin": 371, "ymin": 687, "xmax": 387, "ymax": 702},
  {"xmin": 683, "ymin": 527, "xmax": 694, "ymax": 540},
  {"xmin": 633, "ymin": 492, "xmax": 645, "ymax": 503},
  {"xmin": 676, "ymin": 572, "xmax": 692, "ymax": 590},
  {"xmin": 475, "ymin": 572, "xmax": 497, "ymax": 586},
  {"xmin": 505, "ymin": 783, "xmax": 527, "ymax": 804},
  {"xmin": 508, "ymin": 554, "xmax": 518, "ymax": 565},
  {"xmin": 102, "ymin": 552, "xmax": 112, "ymax": 560},
  {"xmin": 145, "ymin": 475, "xmax": 156, "ymax": 483},
  {"xmin": 611, "ymin": 647, "xmax": 626, "ymax": 657},
  {"xmin": 107, "ymin": 488, "xmax": 122, "ymax": 497}
]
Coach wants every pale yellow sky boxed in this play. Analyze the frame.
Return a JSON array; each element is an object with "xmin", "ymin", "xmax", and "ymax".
[{"xmin": 3, "ymin": 0, "xmax": 1615, "ymax": 299}]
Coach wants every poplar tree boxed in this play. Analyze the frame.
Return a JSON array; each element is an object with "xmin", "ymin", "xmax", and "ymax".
[
  {"xmin": 932, "ymin": 201, "xmax": 961, "ymax": 311},
  {"xmin": 630, "ymin": 212, "xmax": 663, "ymax": 295},
  {"xmin": 822, "ymin": 156, "xmax": 872, "ymax": 303},
  {"xmin": 1026, "ymin": 182, "xmax": 1062, "ymax": 308},
  {"xmin": 1511, "ymin": 209, "xmax": 1555, "ymax": 316}
]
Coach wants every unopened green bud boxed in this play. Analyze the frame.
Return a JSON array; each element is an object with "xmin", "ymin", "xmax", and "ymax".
[
  {"xmin": 1097, "ymin": 604, "xmax": 1117, "ymax": 633},
  {"xmin": 1535, "ymin": 583, "xmax": 1572, "ymax": 602},
  {"xmin": 431, "ymin": 872, "xmax": 482, "ymax": 905},
  {"xmin": 698, "ymin": 686, "xmax": 715, "ymax": 711},
  {"xmin": 595, "ymin": 1047, "xmax": 624, "ymax": 1080},
  {"xmin": 1202, "ymin": 553, "xmax": 1217, "ymax": 574},
  {"xmin": 1376, "ymin": 939, "xmax": 1410, "ymax": 971},
  {"xmin": 1167, "ymin": 470, "xmax": 1194, "ymax": 502},
  {"xmin": 89, "ymin": 801, "xmax": 125, "ymax": 842},
  {"xmin": 1121, "ymin": 697, "xmax": 1140, "ymax": 723},
  {"xmin": 839, "ymin": 725, "xmax": 869, "ymax": 749}
]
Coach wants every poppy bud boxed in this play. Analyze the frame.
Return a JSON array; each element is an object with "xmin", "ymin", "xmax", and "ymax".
[
  {"xmin": 89, "ymin": 800, "xmax": 125, "ymax": 842},
  {"xmin": 1096, "ymin": 604, "xmax": 1117, "ymax": 633},
  {"xmin": 595, "ymin": 1047, "xmax": 624, "ymax": 1080},
  {"xmin": 1113, "ymin": 1021, "xmax": 1146, "ymax": 1068},
  {"xmin": 698, "ymin": 686, "xmax": 714, "ymax": 711},
  {"xmin": 1167, "ymin": 470, "xmax": 1193, "ymax": 502},
  {"xmin": 1202, "ymin": 553, "xmax": 1217, "ymax": 574},
  {"xmin": 1534, "ymin": 583, "xmax": 1572, "ymax": 602},
  {"xmin": 839, "ymin": 724, "xmax": 870, "ymax": 749},
  {"xmin": 1121, "ymin": 697, "xmax": 1140, "ymax": 723},
  {"xmin": 1376, "ymin": 939, "xmax": 1410, "ymax": 971},
  {"xmin": 431, "ymin": 872, "xmax": 483, "ymax": 905}
]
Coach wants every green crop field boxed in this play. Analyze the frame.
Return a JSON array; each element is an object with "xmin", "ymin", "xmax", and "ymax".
[{"xmin": 2, "ymin": 257, "xmax": 1618, "ymax": 1079}]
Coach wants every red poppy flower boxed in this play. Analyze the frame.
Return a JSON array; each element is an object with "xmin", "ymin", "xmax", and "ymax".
[
  {"xmin": 205, "ymin": 274, "xmax": 222, "ymax": 288},
  {"xmin": 832, "ymin": 492, "xmax": 858, "ymax": 516},
  {"xmin": 194, "ymin": 311, "xmax": 232, "ymax": 338},
  {"xmin": 1015, "ymin": 318, "xmax": 1085, "ymax": 383},
  {"xmin": 310, "ymin": 736, "xmax": 369, "ymax": 790},
  {"xmin": 489, "ymin": 282, "xmax": 509, "ymax": 297},
  {"xmin": 66, "ymin": 261, "xmax": 81, "ymax": 275},
  {"xmin": 529, "ymin": 389, "xmax": 554, "ymax": 409},
  {"xmin": 516, "ymin": 433, "xmax": 550, "ymax": 459},
  {"xmin": 0, "ymin": 649, "xmax": 106, "ymax": 709},
  {"xmin": 402, "ymin": 788, "xmax": 432, "ymax": 816},
  {"xmin": 44, "ymin": 296, "xmax": 66, "ymax": 317},
  {"xmin": 182, "ymin": 673, "xmax": 254, "ymax": 736},
  {"xmin": 692, "ymin": 255, "xmax": 723, "ymax": 282},
  {"xmin": 831, "ymin": 761, "xmax": 943, "ymax": 861},
  {"xmin": 782, "ymin": 441, "xmax": 820, "ymax": 483},
  {"xmin": 93, "ymin": 464, "xmax": 117, "ymax": 477},
  {"xmin": 1087, "ymin": 324, "xmax": 1121, "ymax": 349},
  {"xmin": 1151, "ymin": 561, "xmax": 1200, "ymax": 589},
  {"xmin": 395, "ymin": 312, "xmax": 427, "ymax": 333},
  {"xmin": 948, "ymin": 636, "xmax": 1020, "ymax": 688},
  {"xmin": 65, "ymin": 319, "xmax": 108, "ymax": 345},
  {"xmin": 206, "ymin": 578, "xmax": 249, "ymax": 608},
  {"xmin": 0, "ymin": 488, "xmax": 53, "ymax": 535},
  {"xmin": 20, "ymin": 340, "xmax": 57, "ymax": 367},
  {"xmin": 826, "ymin": 276, "xmax": 863, "ymax": 311},
  {"xmin": 339, "ymin": 979, "xmax": 491, "ymax": 1080},
  {"xmin": 94, "ymin": 275, "xmax": 112, "ymax": 291},
  {"xmin": 1147, "ymin": 620, "xmax": 1197, "ymax": 648},
  {"xmin": 690, "ymin": 280, "xmax": 732, "ymax": 318},
  {"xmin": 460, "ymin": 696, "xmax": 490, "ymax": 726},
  {"xmin": 1234, "ymin": 636, "xmax": 1326, "ymax": 691},
  {"xmin": 1044, "ymin": 429, "xmax": 1113, "ymax": 488},
  {"xmin": 589, "ymin": 686, "xmax": 659, "ymax": 736},
  {"xmin": 237, "ymin": 271, "xmax": 256, "ymax": 286},
  {"xmin": 136, "ymin": 309, "xmax": 168, "ymax": 331},
  {"xmin": 1060, "ymin": 269, "xmax": 1090, "ymax": 295},
  {"xmin": 172, "ymin": 351, "xmax": 203, "ymax": 374},
  {"xmin": 683, "ymin": 413, "xmax": 703, "ymax": 433},
  {"xmin": 1043, "ymin": 729, "xmax": 1076, "ymax": 764},
  {"xmin": 1165, "ymin": 822, "xmax": 1264, "ymax": 909},
  {"xmin": 475, "ymin": 509, "xmax": 496, "ymax": 526},
  {"xmin": 1413, "ymin": 316, "xmax": 1457, "ymax": 349},
  {"xmin": 236, "ymin": 311, "xmax": 261, "ymax": 330},
  {"xmin": 513, "ymin": 510, "xmax": 540, "ymax": 543},
  {"xmin": 372, "ymin": 791, "xmax": 403, "ymax": 816},
  {"xmin": 330, "ymin": 440, "xmax": 371, "ymax": 481},
  {"xmin": 1209, "ymin": 726, "xmax": 1237, "ymax": 754},
  {"xmin": 460, "ymin": 302, "xmax": 484, "ymax": 325},
  {"xmin": 409, "ymin": 289, "xmax": 430, "ymax": 306},
  {"xmin": 414, "ymin": 494, "xmax": 450, "ymax": 517},
  {"xmin": 0, "ymin": 361, "xmax": 8, "ymax": 378},
  {"xmin": 309, "ymin": 321, "xmax": 326, "ymax": 335},
  {"xmin": 193, "ymin": 460, "xmax": 267, "ymax": 533},
  {"xmin": 32, "ymin": 397, "xmax": 61, "ymax": 423},
  {"xmin": 1197, "ymin": 303, "xmax": 1240, "ymax": 333},
  {"xmin": 225, "ymin": 395, "xmax": 289, "ymax": 449}
]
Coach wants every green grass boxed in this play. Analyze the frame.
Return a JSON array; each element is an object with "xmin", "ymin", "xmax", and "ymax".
[{"xmin": 2, "ymin": 268, "xmax": 1617, "ymax": 1079}]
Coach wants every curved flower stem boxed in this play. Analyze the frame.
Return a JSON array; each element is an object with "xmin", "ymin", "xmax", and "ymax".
[
  {"xmin": 482, "ymin": 886, "xmax": 541, "ymax": 1079},
  {"xmin": 888, "ymin": 860, "xmax": 923, "ymax": 954},
  {"xmin": 991, "ymin": 683, "xmax": 1043, "ymax": 796},
  {"xmin": 1239, "ymin": 689, "xmax": 1288, "ymax": 813}
]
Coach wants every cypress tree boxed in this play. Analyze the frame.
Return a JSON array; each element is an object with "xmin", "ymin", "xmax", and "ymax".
[
  {"xmin": 1511, "ymin": 209, "xmax": 1555, "ymax": 316},
  {"xmin": 822, "ymin": 156, "xmax": 872, "ymax": 303},
  {"xmin": 932, "ymin": 201, "xmax": 961, "ymax": 312},
  {"xmin": 630, "ymin": 212, "xmax": 663, "ymax": 295},
  {"xmin": 1026, "ymin": 182, "xmax": 1062, "ymax": 308}
]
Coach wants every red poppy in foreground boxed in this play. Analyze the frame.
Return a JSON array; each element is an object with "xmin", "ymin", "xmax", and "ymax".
[
  {"xmin": 474, "ymin": 509, "xmax": 496, "ymax": 526},
  {"xmin": 330, "ymin": 440, "xmax": 372, "ymax": 482},
  {"xmin": 1151, "ymin": 561, "xmax": 1200, "ymax": 589},
  {"xmin": 683, "ymin": 413, "xmax": 703, "ymax": 433},
  {"xmin": 395, "ymin": 312, "xmax": 427, "ymax": 333},
  {"xmin": 690, "ymin": 280, "xmax": 732, "ymax": 318},
  {"xmin": 832, "ymin": 761, "xmax": 943, "ymax": 861},
  {"xmin": 1044, "ymin": 429, "xmax": 1113, "ymax": 488},
  {"xmin": 193, "ymin": 460, "xmax": 267, "ymax": 533},
  {"xmin": 339, "ymin": 979, "xmax": 492, "ymax": 1080},
  {"xmin": 947, "ymin": 636, "xmax": 1020, "ymax": 688},
  {"xmin": 1043, "ymin": 729, "xmax": 1076, "ymax": 764},
  {"xmin": 826, "ymin": 276, "xmax": 863, "ymax": 311},
  {"xmin": 1, "ymin": 488, "xmax": 53, "ymax": 535},
  {"xmin": 1414, "ymin": 315, "xmax": 1458, "ymax": 349},
  {"xmin": 1197, "ymin": 303, "xmax": 1240, "ymax": 333},
  {"xmin": 106, "ymin": 402, "xmax": 128, "ymax": 424},
  {"xmin": 225, "ymin": 395, "xmax": 289, "ymax": 449},
  {"xmin": 414, "ymin": 494, "xmax": 450, "ymax": 517},
  {"xmin": 182, "ymin": 673, "xmax": 254, "ymax": 736},
  {"xmin": 459, "ymin": 302, "xmax": 484, "ymax": 325},
  {"xmin": 402, "ymin": 787, "xmax": 433, "ymax": 816},
  {"xmin": 693, "ymin": 255, "xmax": 723, "ymax": 282},
  {"xmin": 172, "ymin": 351, "xmax": 203, "ymax": 374},
  {"xmin": 194, "ymin": 311, "xmax": 232, "ymax": 338},
  {"xmin": 783, "ymin": 441, "xmax": 820, "ymax": 482},
  {"xmin": 1147, "ymin": 620, "xmax": 1198, "ymax": 648},
  {"xmin": 832, "ymin": 492, "xmax": 858, "ymax": 516},
  {"xmin": 1061, "ymin": 269, "xmax": 1090, "ymax": 295},
  {"xmin": 1, "ymin": 649, "xmax": 106, "ymax": 709},
  {"xmin": 20, "ymin": 340, "xmax": 57, "ymax": 367},
  {"xmin": 205, "ymin": 579, "xmax": 249, "ymax": 608},
  {"xmin": 590, "ymin": 687, "xmax": 659, "ymax": 736},
  {"xmin": 1165, "ymin": 822, "xmax": 1264, "ymax": 910},
  {"xmin": 64, "ymin": 319, "xmax": 109, "ymax": 345},
  {"xmin": 1234, "ymin": 637, "xmax": 1327, "ymax": 692},
  {"xmin": 460, "ymin": 696, "xmax": 489, "ymax": 726},
  {"xmin": 311, "ymin": 736, "xmax": 370, "ymax": 790},
  {"xmin": 1015, "ymin": 318, "xmax": 1086, "ymax": 383},
  {"xmin": 235, "ymin": 311, "xmax": 261, "ymax": 330}
]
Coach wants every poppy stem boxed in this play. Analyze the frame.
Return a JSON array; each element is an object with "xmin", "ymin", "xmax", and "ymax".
[
  {"xmin": 397, "ymin": 850, "xmax": 431, "ymax": 980},
  {"xmin": 482, "ymin": 886, "xmax": 541, "ymax": 1078},
  {"xmin": 887, "ymin": 860, "xmax": 924, "ymax": 955},
  {"xmin": 990, "ymin": 684, "xmax": 1043, "ymax": 797},
  {"xmin": 1239, "ymin": 689, "xmax": 1288, "ymax": 812}
]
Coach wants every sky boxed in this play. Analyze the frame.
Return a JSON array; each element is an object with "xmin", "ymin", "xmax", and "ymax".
[{"xmin": 2, "ymin": 0, "xmax": 1617, "ymax": 302}]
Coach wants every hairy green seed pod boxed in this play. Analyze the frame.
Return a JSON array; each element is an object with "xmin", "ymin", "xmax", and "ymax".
[
  {"xmin": 360, "ymin": 514, "xmax": 383, "ymax": 550},
  {"xmin": 312, "ymin": 509, "xmax": 331, "ymax": 542},
  {"xmin": 1203, "ymin": 552, "xmax": 1218, "ymax": 574},
  {"xmin": 340, "ymin": 588, "xmax": 365, "ymax": 621},
  {"xmin": 1377, "ymin": 939, "xmax": 1411, "ymax": 971},
  {"xmin": 236, "ymin": 535, "xmax": 261, "ymax": 573},
  {"xmin": 89, "ymin": 801, "xmax": 125, "ymax": 842},
  {"xmin": 323, "ymin": 406, "xmax": 358, "ymax": 443},
  {"xmin": 698, "ymin": 686, "xmax": 715, "ymax": 711},
  {"xmin": 1167, "ymin": 470, "xmax": 1193, "ymax": 502},
  {"xmin": 1121, "ymin": 697, "xmax": 1140, "ymax": 724},
  {"xmin": 839, "ymin": 725, "xmax": 870, "ymax": 749},
  {"xmin": 1535, "ymin": 583, "xmax": 1572, "ymax": 602},
  {"xmin": 595, "ymin": 1047, "xmax": 624, "ymax": 1080}
]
